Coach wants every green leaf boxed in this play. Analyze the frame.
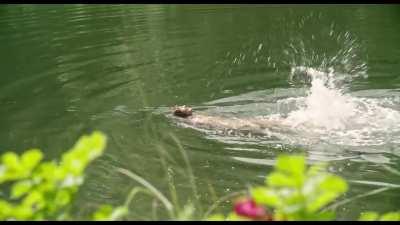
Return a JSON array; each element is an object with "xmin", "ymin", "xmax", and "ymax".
[
  {"xmin": 93, "ymin": 205, "xmax": 114, "ymax": 221},
  {"xmin": 2, "ymin": 152, "xmax": 19, "ymax": 169},
  {"xmin": 13, "ymin": 205, "xmax": 33, "ymax": 220},
  {"xmin": 267, "ymin": 172, "xmax": 297, "ymax": 187},
  {"xmin": 22, "ymin": 190, "xmax": 44, "ymax": 210},
  {"xmin": 86, "ymin": 131, "xmax": 107, "ymax": 160},
  {"xmin": 62, "ymin": 132, "xmax": 107, "ymax": 176},
  {"xmin": 306, "ymin": 192, "xmax": 337, "ymax": 212},
  {"xmin": 273, "ymin": 155, "xmax": 306, "ymax": 188},
  {"xmin": 316, "ymin": 211, "xmax": 336, "ymax": 221},
  {"xmin": 319, "ymin": 175, "xmax": 348, "ymax": 193},
  {"xmin": 11, "ymin": 180, "xmax": 32, "ymax": 199},
  {"xmin": 0, "ymin": 131, "xmax": 107, "ymax": 221},
  {"xmin": 359, "ymin": 211, "xmax": 379, "ymax": 221},
  {"xmin": 251, "ymin": 186, "xmax": 280, "ymax": 207},
  {"xmin": 249, "ymin": 155, "xmax": 350, "ymax": 221},
  {"xmin": 0, "ymin": 200, "xmax": 13, "ymax": 219},
  {"xmin": 21, "ymin": 149, "xmax": 43, "ymax": 171},
  {"xmin": 1, "ymin": 152, "xmax": 25, "ymax": 181},
  {"xmin": 306, "ymin": 175, "xmax": 347, "ymax": 212},
  {"xmin": 276, "ymin": 155, "xmax": 306, "ymax": 177},
  {"xmin": 35, "ymin": 161, "xmax": 58, "ymax": 181},
  {"xmin": 69, "ymin": 131, "xmax": 106, "ymax": 161},
  {"xmin": 302, "ymin": 211, "xmax": 336, "ymax": 221},
  {"xmin": 380, "ymin": 212, "xmax": 400, "ymax": 221},
  {"xmin": 55, "ymin": 190, "xmax": 71, "ymax": 206},
  {"xmin": 280, "ymin": 193, "xmax": 304, "ymax": 215}
]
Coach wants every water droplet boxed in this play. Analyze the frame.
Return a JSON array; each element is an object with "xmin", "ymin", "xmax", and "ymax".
[{"xmin": 257, "ymin": 43, "xmax": 263, "ymax": 51}]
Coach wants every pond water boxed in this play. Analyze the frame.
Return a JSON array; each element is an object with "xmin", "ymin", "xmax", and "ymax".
[{"xmin": 1, "ymin": 4, "xmax": 400, "ymax": 220}]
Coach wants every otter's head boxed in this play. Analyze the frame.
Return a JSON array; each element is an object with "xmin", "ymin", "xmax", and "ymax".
[{"xmin": 173, "ymin": 105, "xmax": 193, "ymax": 118}]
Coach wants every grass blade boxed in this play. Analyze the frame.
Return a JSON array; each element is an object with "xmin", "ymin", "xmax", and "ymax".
[{"xmin": 117, "ymin": 167, "xmax": 174, "ymax": 214}]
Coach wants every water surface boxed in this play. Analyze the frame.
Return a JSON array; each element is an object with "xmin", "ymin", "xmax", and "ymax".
[{"xmin": 0, "ymin": 4, "xmax": 400, "ymax": 220}]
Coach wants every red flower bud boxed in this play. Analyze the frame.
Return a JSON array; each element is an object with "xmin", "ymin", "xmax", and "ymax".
[{"xmin": 234, "ymin": 198, "xmax": 268, "ymax": 220}]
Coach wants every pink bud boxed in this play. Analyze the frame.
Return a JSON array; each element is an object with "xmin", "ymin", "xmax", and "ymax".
[{"xmin": 234, "ymin": 198, "xmax": 267, "ymax": 219}]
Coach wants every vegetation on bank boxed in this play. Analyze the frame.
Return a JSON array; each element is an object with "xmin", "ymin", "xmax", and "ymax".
[
  {"xmin": 0, "ymin": 131, "xmax": 398, "ymax": 221},
  {"xmin": 0, "ymin": 132, "xmax": 125, "ymax": 220}
]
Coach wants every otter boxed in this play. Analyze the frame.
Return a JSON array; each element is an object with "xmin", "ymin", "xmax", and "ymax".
[
  {"xmin": 173, "ymin": 105, "xmax": 193, "ymax": 118},
  {"xmin": 172, "ymin": 105, "xmax": 290, "ymax": 136}
]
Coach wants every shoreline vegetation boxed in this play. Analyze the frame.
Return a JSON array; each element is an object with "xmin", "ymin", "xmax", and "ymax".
[{"xmin": 0, "ymin": 131, "xmax": 399, "ymax": 221}]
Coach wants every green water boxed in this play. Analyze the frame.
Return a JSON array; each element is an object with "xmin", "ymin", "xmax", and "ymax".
[{"xmin": 1, "ymin": 4, "xmax": 400, "ymax": 220}]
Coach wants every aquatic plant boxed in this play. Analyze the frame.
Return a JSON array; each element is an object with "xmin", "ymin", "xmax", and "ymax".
[{"xmin": 0, "ymin": 131, "xmax": 126, "ymax": 221}]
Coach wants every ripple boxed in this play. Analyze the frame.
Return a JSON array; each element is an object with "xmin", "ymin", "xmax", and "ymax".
[{"xmin": 167, "ymin": 79, "xmax": 400, "ymax": 163}]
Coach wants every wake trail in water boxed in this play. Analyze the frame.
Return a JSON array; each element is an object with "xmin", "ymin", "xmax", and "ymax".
[
  {"xmin": 169, "ymin": 65, "xmax": 400, "ymax": 151},
  {"xmin": 164, "ymin": 26, "xmax": 400, "ymax": 157}
]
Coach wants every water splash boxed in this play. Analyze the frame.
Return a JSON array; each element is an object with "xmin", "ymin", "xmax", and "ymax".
[
  {"xmin": 166, "ymin": 25, "xmax": 400, "ymax": 154},
  {"xmin": 284, "ymin": 67, "xmax": 359, "ymax": 130},
  {"xmin": 285, "ymin": 28, "xmax": 368, "ymax": 89},
  {"xmin": 274, "ymin": 66, "xmax": 400, "ymax": 147},
  {"xmin": 168, "ymin": 64, "xmax": 400, "ymax": 151}
]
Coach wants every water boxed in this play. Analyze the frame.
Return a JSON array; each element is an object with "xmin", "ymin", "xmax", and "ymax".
[
  {"xmin": 1, "ymin": 5, "xmax": 400, "ymax": 220},
  {"xmin": 172, "ymin": 66, "xmax": 400, "ymax": 148}
]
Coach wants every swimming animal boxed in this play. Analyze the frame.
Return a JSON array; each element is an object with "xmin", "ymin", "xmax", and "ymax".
[{"xmin": 172, "ymin": 105, "xmax": 291, "ymax": 136}]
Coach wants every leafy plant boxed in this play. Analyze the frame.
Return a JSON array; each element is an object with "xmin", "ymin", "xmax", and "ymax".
[
  {"xmin": 359, "ymin": 211, "xmax": 400, "ymax": 221},
  {"xmin": 0, "ymin": 131, "xmax": 126, "ymax": 221},
  {"xmin": 252, "ymin": 155, "xmax": 347, "ymax": 220},
  {"xmin": 210, "ymin": 154, "xmax": 348, "ymax": 221},
  {"xmin": 1, "ymin": 131, "xmax": 398, "ymax": 221}
]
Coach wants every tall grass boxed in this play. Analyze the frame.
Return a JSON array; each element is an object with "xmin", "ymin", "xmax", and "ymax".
[{"xmin": 115, "ymin": 131, "xmax": 207, "ymax": 220}]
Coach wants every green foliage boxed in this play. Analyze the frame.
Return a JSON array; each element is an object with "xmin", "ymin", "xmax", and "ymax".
[
  {"xmin": 210, "ymin": 154, "xmax": 348, "ymax": 221},
  {"xmin": 359, "ymin": 211, "xmax": 400, "ymax": 221},
  {"xmin": 206, "ymin": 212, "xmax": 249, "ymax": 221},
  {"xmin": 92, "ymin": 205, "xmax": 128, "ymax": 221},
  {"xmin": 1, "ymin": 132, "xmax": 398, "ymax": 221},
  {"xmin": 252, "ymin": 155, "xmax": 347, "ymax": 220},
  {"xmin": 0, "ymin": 131, "xmax": 126, "ymax": 221}
]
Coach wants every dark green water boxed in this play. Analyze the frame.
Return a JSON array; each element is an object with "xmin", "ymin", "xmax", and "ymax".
[{"xmin": 1, "ymin": 4, "xmax": 400, "ymax": 220}]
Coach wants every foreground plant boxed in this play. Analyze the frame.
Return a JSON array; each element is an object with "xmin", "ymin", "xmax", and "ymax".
[
  {"xmin": 210, "ymin": 155, "xmax": 348, "ymax": 221},
  {"xmin": 2, "ymin": 131, "xmax": 397, "ymax": 221},
  {"xmin": 359, "ymin": 211, "xmax": 400, "ymax": 221},
  {"xmin": 0, "ymin": 131, "xmax": 126, "ymax": 221}
]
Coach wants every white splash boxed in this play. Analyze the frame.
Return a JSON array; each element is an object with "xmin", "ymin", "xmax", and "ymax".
[
  {"xmin": 274, "ymin": 66, "xmax": 400, "ymax": 147},
  {"xmin": 285, "ymin": 67, "xmax": 357, "ymax": 130},
  {"xmin": 171, "ymin": 65, "xmax": 400, "ymax": 149}
]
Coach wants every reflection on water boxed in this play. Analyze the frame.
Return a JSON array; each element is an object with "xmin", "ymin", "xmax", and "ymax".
[{"xmin": 0, "ymin": 4, "xmax": 400, "ymax": 220}]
